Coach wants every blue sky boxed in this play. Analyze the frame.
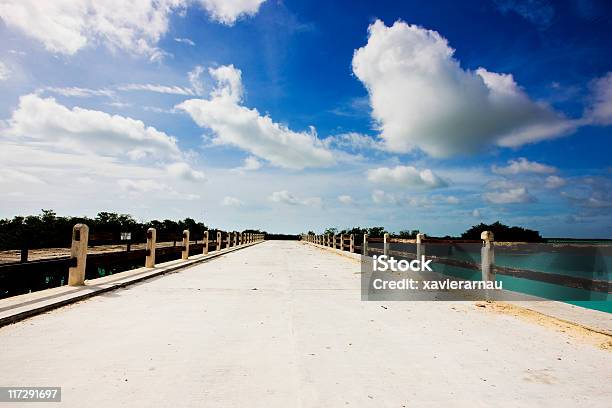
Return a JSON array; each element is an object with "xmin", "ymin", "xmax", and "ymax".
[{"xmin": 0, "ymin": 0, "xmax": 611, "ymax": 237}]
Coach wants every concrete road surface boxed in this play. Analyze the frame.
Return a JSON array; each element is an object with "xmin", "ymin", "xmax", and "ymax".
[{"xmin": 0, "ymin": 241, "xmax": 610, "ymax": 407}]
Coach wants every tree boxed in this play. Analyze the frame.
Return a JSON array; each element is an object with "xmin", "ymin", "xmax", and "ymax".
[{"xmin": 461, "ymin": 221, "xmax": 543, "ymax": 242}]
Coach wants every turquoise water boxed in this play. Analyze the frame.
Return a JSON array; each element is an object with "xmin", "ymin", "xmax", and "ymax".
[{"xmin": 390, "ymin": 242, "xmax": 612, "ymax": 313}]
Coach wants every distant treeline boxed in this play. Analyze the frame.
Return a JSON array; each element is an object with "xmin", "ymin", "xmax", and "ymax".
[
  {"xmin": 0, "ymin": 210, "xmax": 265, "ymax": 250},
  {"xmin": 319, "ymin": 221, "xmax": 544, "ymax": 242}
]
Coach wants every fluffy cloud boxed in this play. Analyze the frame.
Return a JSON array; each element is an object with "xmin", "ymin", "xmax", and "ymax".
[
  {"xmin": 0, "ymin": 0, "xmax": 183, "ymax": 59},
  {"xmin": 352, "ymin": 20, "xmax": 573, "ymax": 157},
  {"xmin": 2, "ymin": 94, "xmax": 180, "ymax": 160},
  {"xmin": 166, "ymin": 162, "xmax": 206, "ymax": 181},
  {"xmin": 0, "ymin": 169, "xmax": 44, "ymax": 184},
  {"xmin": 372, "ymin": 190, "xmax": 398, "ymax": 204},
  {"xmin": 118, "ymin": 179, "xmax": 168, "ymax": 193},
  {"xmin": 200, "ymin": 0, "xmax": 266, "ymax": 25},
  {"xmin": 118, "ymin": 178, "xmax": 200, "ymax": 200},
  {"xmin": 235, "ymin": 156, "xmax": 262, "ymax": 172},
  {"xmin": 188, "ymin": 65, "xmax": 205, "ymax": 96},
  {"xmin": 492, "ymin": 158, "xmax": 556, "ymax": 175},
  {"xmin": 367, "ymin": 165, "xmax": 447, "ymax": 188},
  {"xmin": 0, "ymin": 0, "xmax": 264, "ymax": 59},
  {"xmin": 175, "ymin": 37, "xmax": 195, "ymax": 46},
  {"xmin": 544, "ymin": 175, "xmax": 566, "ymax": 189},
  {"xmin": 0, "ymin": 61, "xmax": 10, "ymax": 80},
  {"xmin": 324, "ymin": 132, "xmax": 385, "ymax": 152},
  {"xmin": 337, "ymin": 195, "xmax": 354, "ymax": 205},
  {"xmin": 484, "ymin": 186, "xmax": 535, "ymax": 204},
  {"xmin": 269, "ymin": 190, "xmax": 321, "ymax": 207},
  {"xmin": 407, "ymin": 194, "xmax": 459, "ymax": 207},
  {"xmin": 221, "ymin": 196, "xmax": 243, "ymax": 207},
  {"xmin": 177, "ymin": 65, "xmax": 335, "ymax": 169},
  {"xmin": 584, "ymin": 72, "xmax": 612, "ymax": 125}
]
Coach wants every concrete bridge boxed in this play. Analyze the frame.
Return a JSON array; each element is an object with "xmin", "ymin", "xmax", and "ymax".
[{"xmin": 0, "ymin": 240, "xmax": 610, "ymax": 407}]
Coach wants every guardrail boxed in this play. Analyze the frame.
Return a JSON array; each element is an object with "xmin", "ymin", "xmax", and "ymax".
[
  {"xmin": 301, "ymin": 232, "xmax": 610, "ymax": 294},
  {"xmin": 0, "ymin": 226, "xmax": 264, "ymax": 299}
]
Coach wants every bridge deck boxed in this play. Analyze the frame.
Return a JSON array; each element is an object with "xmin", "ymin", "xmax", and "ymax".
[{"xmin": 0, "ymin": 241, "xmax": 610, "ymax": 407}]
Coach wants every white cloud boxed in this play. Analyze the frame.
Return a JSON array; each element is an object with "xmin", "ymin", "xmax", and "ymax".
[
  {"xmin": 0, "ymin": 169, "xmax": 44, "ymax": 184},
  {"xmin": 166, "ymin": 162, "xmax": 206, "ymax": 181},
  {"xmin": 117, "ymin": 178, "xmax": 200, "ymax": 200},
  {"xmin": 0, "ymin": 1, "xmax": 264, "ymax": 59},
  {"xmin": 175, "ymin": 37, "xmax": 195, "ymax": 46},
  {"xmin": 270, "ymin": 190, "xmax": 300, "ymax": 205},
  {"xmin": 352, "ymin": 20, "xmax": 573, "ymax": 157},
  {"xmin": 221, "ymin": 196, "xmax": 243, "ymax": 207},
  {"xmin": 443, "ymin": 195, "xmax": 459, "ymax": 204},
  {"xmin": 544, "ymin": 175, "xmax": 566, "ymax": 189},
  {"xmin": 337, "ymin": 195, "xmax": 354, "ymax": 205},
  {"xmin": 188, "ymin": 65, "xmax": 205, "ymax": 96},
  {"xmin": 367, "ymin": 165, "xmax": 447, "ymax": 188},
  {"xmin": 584, "ymin": 72, "xmax": 612, "ymax": 125},
  {"xmin": 43, "ymin": 86, "xmax": 115, "ymax": 98},
  {"xmin": 0, "ymin": 61, "xmax": 10, "ymax": 80},
  {"xmin": 407, "ymin": 194, "xmax": 459, "ymax": 207},
  {"xmin": 484, "ymin": 187, "xmax": 535, "ymax": 204},
  {"xmin": 177, "ymin": 65, "xmax": 335, "ymax": 169},
  {"xmin": 494, "ymin": 0, "xmax": 554, "ymax": 29},
  {"xmin": 472, "ymin": 209, "xmax": 482, "ymax": 218},
  {"xmin": 117, "ymin": 83, "xmax": 194, "ymax": 95},
  {"xmin": 372, "ymin": 189, "xmax": 398, "ymax": 204},
  {"xmin": 0, "ymin": 0, "xmax": 184, "ymax": 60},
  {"xmin": 486, "ymin": 179, "xmax": 522, "ymax": 190},
  {"xmin": 492, "ymin": 157, "xmax": 556, "ymax": 175},
  {"xmin": 200, "ymin": 0, "xmax": 266, "ymax": 25},
  {"xmin": 234, "ymin": 156, "xmax": 262, "ymax": 172},
  {"xmin": 269, "ymin": 190, "xmax": 321, "ymax": 207},
  {"xmin": 118, "ymin": 179, "xmax": 167, "ymax": 193},
  {"xmin": 324, "ymin": 132, "xmax": 385, "ymax": 151},
  {"xmin": 2, "ymin": 94, "xmax": 181, "ymax": 160}
]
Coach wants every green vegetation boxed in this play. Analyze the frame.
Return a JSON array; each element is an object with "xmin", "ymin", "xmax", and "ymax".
[
  {"xmin": 322, "ymin": 222, "xmax": 543, "ymax": 242},
  {"xmin": 460, "ymin": 221, "xmax": 543, "ymax": 242},
  {"xmin": 0, "ymin": 210, "xmax": 212, "ymax": 250}
]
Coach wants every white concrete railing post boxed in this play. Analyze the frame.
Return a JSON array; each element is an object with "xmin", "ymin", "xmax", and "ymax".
[
  {"xmin": 145, "ymin": 228, "xmax": 156, "ymax": 268},
  {"xmin": 68, "ymin": 223, "xmax": 89, "ymax": 286},
  {"xmin": 362, "ymin": 233, "xmax": 368, "ymax": 256},
  {"xmin": 340, "ymin": 234, "xmax": 345, "ymax": 251},
  {"xmin": 181, "ymin": 229, "xmax": 190, "ymax": 260},
  {"xmin": 216, "ymin": 231, "xmax": 222, "ymax": 251},
  {"xmin": 332, "ymin": 234, "xmax": 336, "ymax": 249},
  {"xmin": 350, "ymin": 234, "xmax": 355, "ymax": 253},
  {"xmin": 416, "ymin": 233, "xmax": 425, "ymax": 260},
  {"xmin": 383, "ymin": 233, "xmax": 389, "ymax": 256},
  {"xmin": 233, "ymin": 232, "xmax": 238, "ymax": 247},
  {"xmin": 481, "ymin": 231, "xmax": 495, "ymax": 282},
  {"xmin": 203, "ymin": 230, "xmax": 209, "ymax": 255}
]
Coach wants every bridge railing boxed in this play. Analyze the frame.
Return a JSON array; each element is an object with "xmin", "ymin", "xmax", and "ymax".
[
  {"xmin": 301, "ymin": 232, "xmax": 610, "ymax": 297},
  {"xmin": 0, "ymin": 226, "xmax": 264, "ymax": 299}
]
